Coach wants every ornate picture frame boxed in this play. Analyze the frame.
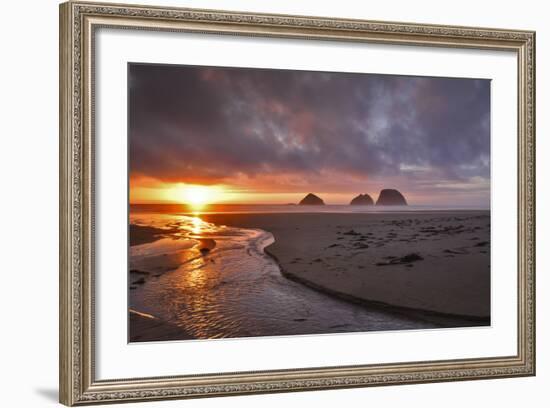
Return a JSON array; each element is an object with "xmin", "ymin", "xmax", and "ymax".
[{"xmin": 59, "ymin": 1, "xmax": 535, "ymax": 405}]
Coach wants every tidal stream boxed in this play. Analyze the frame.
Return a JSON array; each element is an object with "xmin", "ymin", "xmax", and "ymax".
[{"xmin": 129, "ymin": 214, "xmax": 436, "ymax": 340}]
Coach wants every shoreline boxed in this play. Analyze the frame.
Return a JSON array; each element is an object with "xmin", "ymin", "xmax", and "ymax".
[
  {"xmin": 263, "ymin": 244, "xmax": 489, "ymax": 327},
  {"xmin": 129, "ymin": 210, "xmax": 491, "ymax": 339},
  {"xmin": 200, "ymin": 211, "xmax": 491, "ymax": 323}
]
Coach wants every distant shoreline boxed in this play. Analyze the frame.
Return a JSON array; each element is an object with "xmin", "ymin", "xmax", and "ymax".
[
  {"xmin": 129, "ymin": 203, "xmax": 491, "ymax": 216},
  {"xmin": 130, "ymin": 203, "xmax": 490, "ymax": 208}
]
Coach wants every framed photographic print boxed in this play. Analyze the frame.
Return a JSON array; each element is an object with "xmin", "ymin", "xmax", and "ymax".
[{"xmin": 59, "ymin": 1, "xmax": 536, "ymax": 405}]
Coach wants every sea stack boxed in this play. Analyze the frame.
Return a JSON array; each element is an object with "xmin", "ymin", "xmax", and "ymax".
[
  {"xmin": 299, "ymin": 193, "xmax": 325, "ymax": 205},
  {"xmin": 376, "ymin": 189, "xmax": 408, "ymax": 206},
  {"xmin": 350, "ymin": 194, "xmax": 374, "ymax": 206}
]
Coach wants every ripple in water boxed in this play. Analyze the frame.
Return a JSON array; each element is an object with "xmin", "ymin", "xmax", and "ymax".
[{"xmin": 129, "ymin": 214, "xmax": 436, "ymax": 340}]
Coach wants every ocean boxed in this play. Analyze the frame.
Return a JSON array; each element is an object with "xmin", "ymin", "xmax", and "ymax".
[{"xmin": 130, "ymin": 203, "xmax": 488, "ymax": 215}]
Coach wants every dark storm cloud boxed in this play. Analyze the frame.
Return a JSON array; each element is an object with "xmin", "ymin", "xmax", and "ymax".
[{"xmin": 129, "ymin": 63, "xmax": 490, "ymax": 204}]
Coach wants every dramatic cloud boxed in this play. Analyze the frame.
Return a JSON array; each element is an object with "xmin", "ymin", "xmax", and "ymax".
[{"xmin": 129, "ymin": 63, "xmax": 490, "ymax": 206}]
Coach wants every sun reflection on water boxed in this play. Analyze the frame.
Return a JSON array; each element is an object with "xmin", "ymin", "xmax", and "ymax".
[
  {"xmin": 184, "ymin": 264, "xmax": 208, "ymax": 289},
  {"xmin": 190, "ymin": 215, "xmax": 203, "ymax": 235}
]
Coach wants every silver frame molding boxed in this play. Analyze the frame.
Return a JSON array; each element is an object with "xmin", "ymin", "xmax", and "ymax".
[{"xmin": 59, "ymin": 1, "xmax": 536, "ymax": 405}]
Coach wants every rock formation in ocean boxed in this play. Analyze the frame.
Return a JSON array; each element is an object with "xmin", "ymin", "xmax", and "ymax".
[
  {"xmin": 299, "ymin": 193, "xmax": 325, "ymax": 205},
  {"xmin": 376, "ymin": 189, "xmax": 408, "ymax": 206},
  {"xmin": 349, "ymin": 194, "xmax": 374, "ymax": 206}
]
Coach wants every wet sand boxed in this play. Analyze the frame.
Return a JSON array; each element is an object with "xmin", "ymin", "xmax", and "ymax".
[
  {"xmin": 129, "ymin": 224, "xmax": 174, "ymax": 246},
  {"xmin": 129, "ymin": 310, "xmax": 194, "ymax": 342},
  {"xmin": 129, "ymin": 213, "xmax": 445, "ymax": 342},
  {"xmin": 200, "ymin": 211, "xmax": 490, "ymax": 322}
]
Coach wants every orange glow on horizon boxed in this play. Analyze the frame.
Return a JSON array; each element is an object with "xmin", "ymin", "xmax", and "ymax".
[
  {"xmin": 130, "ymin": 182, "xmax": 230, "ymax": 206},
  {"xmin": 129, "ymin": 179, "xmax": 446, "ymax": 206}
]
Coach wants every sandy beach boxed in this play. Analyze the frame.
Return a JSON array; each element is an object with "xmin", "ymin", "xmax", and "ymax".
[
  {"xmin": 200, "ymin": 211, "xmax": 490, "ymax": 322},
  {"xmin": 129, "ymin": 209, "xmax": 490, "ymax": 341},
  {"xmin": 129, "ymin": 309, "xmax": 193, "ymax": 342}
]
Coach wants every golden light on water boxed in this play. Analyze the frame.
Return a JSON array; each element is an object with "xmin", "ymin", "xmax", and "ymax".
[{"xmin": 190, "ymin": 216, "xmax": 203, "ymax": 235}]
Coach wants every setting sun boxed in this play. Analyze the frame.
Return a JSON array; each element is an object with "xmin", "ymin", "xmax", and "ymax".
[
  {"xmin": 171, "ymin": 184, "xmax": 224, "ymax": 207},
  {"xmin": 181, "ymin": 185, "xmax": 210, "ymax": 205}
]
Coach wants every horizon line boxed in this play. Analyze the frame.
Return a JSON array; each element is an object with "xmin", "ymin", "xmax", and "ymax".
[{"xmin": 129, "ymin": 202, "xmax": 490, "ymax": 208}]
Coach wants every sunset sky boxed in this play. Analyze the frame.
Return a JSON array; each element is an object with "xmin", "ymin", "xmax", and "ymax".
[{"xmin": 129, "ymin": 63, "xmax": 490, "ymax": 207}]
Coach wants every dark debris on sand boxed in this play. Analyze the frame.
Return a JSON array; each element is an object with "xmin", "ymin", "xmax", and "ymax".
[{"xmin": 376, "ymin": 253, "xmax": 424, "ymax": 266}]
